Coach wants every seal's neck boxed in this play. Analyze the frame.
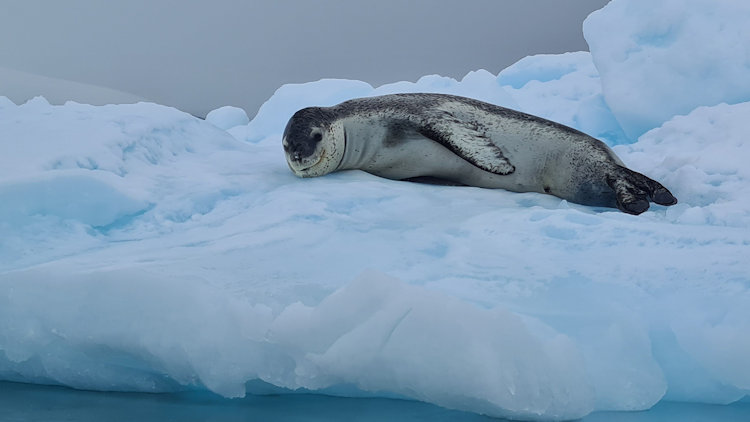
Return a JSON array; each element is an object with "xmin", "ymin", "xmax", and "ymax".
[{"xmin": 336, "ymin": 118, "xmax": 382, "ymax": 171}]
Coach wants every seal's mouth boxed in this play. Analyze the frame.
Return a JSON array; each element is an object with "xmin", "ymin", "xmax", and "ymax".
[{"xmin": 289, "ymin": 149, "xmax": 325, "ymax": 173}]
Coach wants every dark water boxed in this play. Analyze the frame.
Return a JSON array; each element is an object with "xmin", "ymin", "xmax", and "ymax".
[{"xmin": 0, "ymin": 382, "xmax": 748, "ymax": 422}]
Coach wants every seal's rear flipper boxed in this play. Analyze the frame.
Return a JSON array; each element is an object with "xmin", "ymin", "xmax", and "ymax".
[
  {"xmin": 607, "ymin": 167, "xmax": 678, "ymax": 215},
  {"xmin": 623, "ymin": 168, "xmax": 678, "ymax": 206},
  {"xmin": 607, "ymin": 175, "xmax": 650, "ymax": 215},
  {"xmin": 651, "ymin": 185, "xmax": 678, "ymax": 206}
]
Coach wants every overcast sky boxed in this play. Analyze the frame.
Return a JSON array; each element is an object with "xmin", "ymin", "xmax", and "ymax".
[{"xmin": 0, "ymin": 0, "xmax": 608, "ymax": 117}]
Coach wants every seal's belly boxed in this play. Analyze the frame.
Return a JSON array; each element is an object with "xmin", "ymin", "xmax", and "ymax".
[{"xmin": 364, "ymin": 133, "xmax": 552, "ymax": 194}]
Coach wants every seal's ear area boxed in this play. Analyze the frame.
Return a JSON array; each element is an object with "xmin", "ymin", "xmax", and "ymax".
[{"xmin": 416, "ymin": 110, "xmax": 515, "ymax": 176}]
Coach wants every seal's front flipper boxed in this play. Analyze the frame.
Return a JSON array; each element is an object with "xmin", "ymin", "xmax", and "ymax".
[{"xmin": 416, "ymin": 111, "xmax": 515, "ymax": 176}]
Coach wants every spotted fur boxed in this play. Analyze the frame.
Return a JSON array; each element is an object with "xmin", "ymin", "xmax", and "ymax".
[{"xmin": 282, "ymin": 93, "xmax": 677, "ymax": 215}]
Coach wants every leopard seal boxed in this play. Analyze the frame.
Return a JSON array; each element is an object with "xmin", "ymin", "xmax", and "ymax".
[{"xmin": 282, "ymin": 93, "xmax": 677, "ymax": 215}]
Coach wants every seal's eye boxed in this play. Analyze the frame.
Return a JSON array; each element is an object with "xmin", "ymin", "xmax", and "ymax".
[{"xmin": 312, "ymin": 133, "xmax": 322, "ymax": 143}]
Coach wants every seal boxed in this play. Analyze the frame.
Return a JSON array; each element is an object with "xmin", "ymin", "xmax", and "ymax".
[{"xmin": 282, "ymin": 93, "xmax": 677, "ymax": 215}]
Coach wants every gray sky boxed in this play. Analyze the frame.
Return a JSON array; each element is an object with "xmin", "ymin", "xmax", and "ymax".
[{"xmin": 0, "ymin": 0, "xmax": 608, "ymax": 117}]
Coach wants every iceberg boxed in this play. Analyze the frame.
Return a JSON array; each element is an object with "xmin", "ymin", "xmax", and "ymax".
[
  {"xmin": 583, "ymin": 0, "xmax": 750, "ymax": 139},
  {"xmin": 1, "ymin": 0, "xmax": 749, "ymax": 419}
]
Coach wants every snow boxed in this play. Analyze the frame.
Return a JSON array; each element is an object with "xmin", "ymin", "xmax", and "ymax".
[
  {"xmin": 1, "ymin": 1, "xmax": 749, "ymax": 420},
  {"xmin": 205, "ymin": 106, "xmax": 249, "ymax": 130},
  {"xmin": 498, "ymin": 52, "xmax": 629, "ymax": 145},
  {"xmin": 583, "ymin": 0, "xmax": 750, "ymax": 140}
]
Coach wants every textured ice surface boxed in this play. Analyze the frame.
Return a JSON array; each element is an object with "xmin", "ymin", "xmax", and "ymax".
[
  {"xmin": 205, "ymin": 106, "xmax": 250, "ymax": 130},
  {"xmin": 498, "ymin": 52, "xmax": 629, "ymax": 145},
  {"xmin": 584, "ymin": 0, "xmax": 750, "ymax": 139},
  {"xmin": 1, "ymin": 93, "xmax": 747, "ymax": 419},
  {"xmin": 1, "ymin": 1, "xmax": 749, "ymax": 420}
]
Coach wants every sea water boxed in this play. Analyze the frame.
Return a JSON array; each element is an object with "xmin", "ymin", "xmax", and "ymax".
[{"xmin": 1, "ymin": 382, "xmax": 748, "ymax": 422}]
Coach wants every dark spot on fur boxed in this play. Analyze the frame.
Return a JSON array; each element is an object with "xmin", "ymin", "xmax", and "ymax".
[{"xmin": 384, "ymin": 120, "xmax": 412, "ymax": 147}]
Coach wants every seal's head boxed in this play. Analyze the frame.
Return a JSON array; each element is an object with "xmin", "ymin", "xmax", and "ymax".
[{"xmin": 282, "ymin": 107, "xmax": 345, "ymax": 177}]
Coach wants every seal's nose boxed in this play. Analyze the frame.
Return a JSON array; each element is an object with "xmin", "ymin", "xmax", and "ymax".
[{"xmin": 288, "ymin": 139, "xmax": 315, "ymax": 161}]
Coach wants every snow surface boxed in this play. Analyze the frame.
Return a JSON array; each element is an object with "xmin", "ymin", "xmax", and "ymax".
[
  {"xmin": 583, "ymin": 0, "xmax": 750, "ymax": 139},
  {"xmin": 1, "ymin": 0, "xmax": 749, "ymax": 420},
  {"xmin": 205, "ymin": 106, "xmax": 249, "ymax": 130}
]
